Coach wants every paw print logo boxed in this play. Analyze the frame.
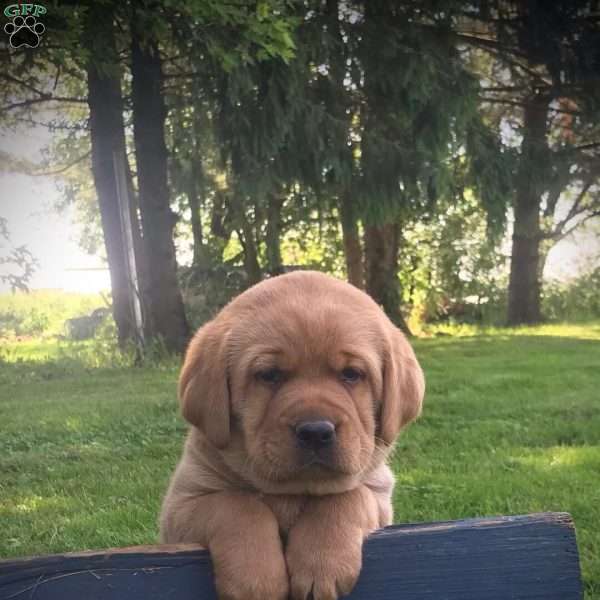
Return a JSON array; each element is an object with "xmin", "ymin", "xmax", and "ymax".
[{"xmin": 4, "ymin": 15, "xmax": 45, "ymax": 48}]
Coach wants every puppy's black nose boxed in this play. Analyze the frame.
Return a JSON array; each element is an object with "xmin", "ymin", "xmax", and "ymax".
[{"xmin": 295, "ymin": 420, "xmax": 336, "ymax": 450}]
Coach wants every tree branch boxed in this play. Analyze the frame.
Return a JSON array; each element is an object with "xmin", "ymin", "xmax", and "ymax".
[
  {"xmin": 1, "ymin": 151, "xmax": 92, "ymax": 178},
  {"xmin": 552, "ymin": 209, "xmax": 600, "ymax": 242},
  {"xmin": 480, "ymin": 84, "xmax": 529, "ymax": 93},
  {"xmin": 543, "ymin": 161, "xmax": 571, "ymax": 219},
  {"xmin": 0, "ymin": 96, "xmax": 88, "ymax": 113},
  {"xmin": 573, "ymin": 141, "xmax": 600, "ymax": 153},
  {"xmin": 0, "ymin": 74, "xmax": 49, "ymax": 97},
  {"xmin": 52, "ymin": 65, "xmax": 61, "ymax": 92},
  {"xmin": 12, "ymin": 115, "xmax": 89, "ymax": 131},
  {"xmin": 30, "ymin": 150, "xmax": 92, "ymax": 177},
  {"xmin": 479, "ymin": 97, "xmax": 582, "ymax": 116},
  {"xmin": 460, "ymin": 38, "xmax": 551, "ymax": 85},
  {"xmin": 454, "ymin": 32, "xmax": 527, "ymax": 59},
  {"xmin": 545, "ymin": 180, "xmax": 599, "ymax": 240}
]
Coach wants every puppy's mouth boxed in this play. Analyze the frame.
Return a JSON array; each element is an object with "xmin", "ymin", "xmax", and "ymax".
[
  {"xmin": 298, "ymin": 449, "xmax": 340, "ymax": 472},
  {"xmin": 251, "ymin": 442, "xmax": 357, "ymax": 483},
  {"xmin": 288, "ymin": 450, "xmax": 359, "ymax": 479}
]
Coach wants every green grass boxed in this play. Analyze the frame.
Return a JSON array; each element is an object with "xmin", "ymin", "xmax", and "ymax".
[{"xmin": 1, "ymin": 323, "xmax": 599, "ymax": 598}]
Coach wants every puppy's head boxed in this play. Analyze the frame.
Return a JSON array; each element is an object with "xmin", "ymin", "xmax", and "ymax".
[{"xmin": 179, "ymin": 271, "xmax": 424, "ymax": 492}]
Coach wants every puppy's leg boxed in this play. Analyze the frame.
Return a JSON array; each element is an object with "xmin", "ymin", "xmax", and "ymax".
[
  {"xmin": 163, "ymin": 492, "xmax": 289, "ymax": 600},
  {"xmin": 286, "ymin": 485, "xmax": 380, "ymax": 600}
]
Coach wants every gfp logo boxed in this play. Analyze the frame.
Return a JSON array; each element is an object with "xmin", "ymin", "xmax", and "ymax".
[{"xmin": 4, "ymin": 4, "xmax": 46, "ymax": 48}]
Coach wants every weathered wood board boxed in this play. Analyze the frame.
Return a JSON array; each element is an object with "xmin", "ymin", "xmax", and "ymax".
[{"xmin": 0, "ymin": 512, "xmax": 582, "ymax": 599}]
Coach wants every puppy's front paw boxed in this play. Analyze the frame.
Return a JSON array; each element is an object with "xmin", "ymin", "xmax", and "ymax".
[
  {"xmin": 286, "ymin": 526, "xmax": 363, "ymax": 600},
  {"xmin": 214, "ymin": 559, "xmax": 289, "ymax": 600}
]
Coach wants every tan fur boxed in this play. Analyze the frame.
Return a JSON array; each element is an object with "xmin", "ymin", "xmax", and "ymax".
[{"xmin": 160, "ymin": 271, "xmax": 424, "ymax": 600}]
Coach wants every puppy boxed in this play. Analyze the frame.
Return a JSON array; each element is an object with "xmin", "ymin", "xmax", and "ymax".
[{"xmin": 160, "ymin": 271, "xmax": 424, "ymax": 600}]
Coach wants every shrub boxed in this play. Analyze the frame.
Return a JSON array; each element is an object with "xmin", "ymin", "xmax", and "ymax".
[
  {"xmin": 0, "ymin": 290, "xmax": 106, "ymax": 338},
  {"xmin": 543, "ymin": 266, "xmax": 600, "ymax": 322}
]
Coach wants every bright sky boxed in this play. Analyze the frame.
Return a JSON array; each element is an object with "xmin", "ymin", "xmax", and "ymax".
[
  {"xmin": 545, "ymin": 220, "xmax": 599, "ymax": 280},
  {"xmin": 0, "ymin": 125, "xmax": 598, "ymax": 294},
  {"xmin": 0, "ymin": 124, "xmax": 110, "ymax": 293},
  {"xmin": 0, "ymin": 172, "xmax": 111, "ymax": 293}
]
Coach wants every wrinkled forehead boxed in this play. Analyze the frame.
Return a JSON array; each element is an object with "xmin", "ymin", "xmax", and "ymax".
[{"xmin": 228, "ymin": 295, "xmax": 386, "ymax": 372}]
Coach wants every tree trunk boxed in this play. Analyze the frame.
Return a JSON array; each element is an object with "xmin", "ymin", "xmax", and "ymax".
[
  {"xmin": 125, "ymin": 161, "xmax": 148, "ymax": 312},
  {"xmin": 266, "ymin": 193, "xmax": 284, "ymax": 276},
  {"xmin": 364, "ymin": 223, "xmax": 411, "ymax": 335},
  {"xmin": 211, "ymin": 191, "xmax": 230, "ymax": 240},
  {"xmin": 186, "ymin": 165, "xmax": 210, "ymax": 272},
  {"xmin": 131, "ymin": 18, "xmax": 190, "ymax": 353},
  {"xmin": 339, "ymin": 195, "xmax": 364, "ymax": 289},
  {"xmin": 537, "ymin": 238, "xmax": 553, "ymax": 283},
  {"xmin": 507, "ymin": 96, "xmax": 549, "ymax": 325},
  {"xmin": 84, "ymin": 4, "xmax": 142, "ymax": 347},
  {"xmin": 188, "ymin": 99, "xmax": 211, "ymax": 272},
  {"xmin": 238, "ymin": 215, "xmax": 262, "ymax": 286}
]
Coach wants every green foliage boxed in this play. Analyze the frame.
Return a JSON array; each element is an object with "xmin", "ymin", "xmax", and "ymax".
[
  {"xmin": 358, "ymin": 1, "xmax": 481, "ymax": 223},
  {"xmin": 399, "ymin": 191, "xmax": 509, "ymax": 326},
  {"xmin": 178, "ymin": 264, "xmax": 248, "ymax": 329},
  {"xmin": 279, "ymin": 210, "xmax": 345, "ymax": 277},
  {"xmin": 464, "ymin": 117, "xmax": 516, "ymax": 234},
  {"xmin": 177, "ymin": 0, "xmax": 297, "ymax": 68},
  {"xmin": 462, "ymin": 0, "xmax": 600, "ymax": 326},
  {"xmin": 543, "ymin": 266, "xmax": 600, "ymax": 322},
  {"xmin": 2, "ymin": 0, "xmax": 599, "ymax": 336},
  {"xmin": 178, "ymin": 206, "xmax": 345, "ymax": 329},
  {"xmin": 0, "ymin": 290, "xmax": 105, "ymax": 338},
  {"xmin": 0, "ymin": 306, "xmax": 49, "ymax": 338}
]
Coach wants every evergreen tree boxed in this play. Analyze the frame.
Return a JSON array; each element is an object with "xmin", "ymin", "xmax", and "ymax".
[
  {"xmin": 355, "ymin": 0, "xmax": 488, "ymax": 332},
  {"xmin": 458, "ymin": 0, "xmax": 600, "ymax": 324}
]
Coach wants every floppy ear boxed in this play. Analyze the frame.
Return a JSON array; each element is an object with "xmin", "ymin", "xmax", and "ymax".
[
  {"xmin": 380, "ymin": 327, "xmax": 425, "ymax": 446},
  {"xmin": 178, "ymin": 318, "xmax": 231, "ymax": 449}
]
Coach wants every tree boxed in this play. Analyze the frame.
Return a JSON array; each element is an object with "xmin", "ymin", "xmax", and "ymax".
[
  {"xmin": 507, "ymin": 94, "xmax": 547, "ymax": 323},
  {"xmin": 160, "ymin": 0, "xmax": 300, "ymax": 288},
  {"xmin": 168, "ymin": 93, "xmax": 213, "ymax": 273},
  {"xmin": 318, "ymin": 0, "xmax": 364, "ymax": 288},
  {"xmin": 398, "ymin": 188, "xmax": 509, "ymax": 324},
  {"xmin": 1, "ymin": 0, "xmax": 300, "ymax": 347},
  {"xmin": 83, "ymin": 1, "xmax": 147, "ymax": 347},
  {"xmin": 130, "ymin": 3, "xmax": 190, "ymax": 353},
  {"xmin": 265, "ymin": 192, "xmax": 285, "ymax": 275},
  {"xmin": 0, "ymin": 2, "xmax": 147, "ymax": 343},
  {"xmin": 355, "ymin": 0, "xmax": 487, "ymax": 333},
  {"xmin": 458, "ymin": 0, "xmax": 600, "ymax": 324}
]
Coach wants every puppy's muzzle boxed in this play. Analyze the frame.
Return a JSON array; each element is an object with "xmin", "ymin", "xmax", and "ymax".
[{"xmin": 294, "ymin": 420, "xmax": 336, "ymax": 451}]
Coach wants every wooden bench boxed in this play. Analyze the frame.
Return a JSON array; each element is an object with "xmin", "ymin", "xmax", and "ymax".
[{"xmin": 0, "ymin": 512, "xmax": 582, "ymax": 599}]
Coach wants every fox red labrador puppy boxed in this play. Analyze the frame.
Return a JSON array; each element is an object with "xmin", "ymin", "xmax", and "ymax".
[{"xmin": 160, "ymin": 271, "xmax": 424, "ymax": 600}]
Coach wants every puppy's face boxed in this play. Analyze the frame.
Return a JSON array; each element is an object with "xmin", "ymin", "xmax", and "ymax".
[
  {"xmin": 179, "ymin": 272, "xmax": 424, "ymax": 493},
  {"xmin": 229, "ymin": 302, "xmax": 382, "ymax": 485}
]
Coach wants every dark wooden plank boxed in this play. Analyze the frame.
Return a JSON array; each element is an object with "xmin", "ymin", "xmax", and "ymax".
[{"xmin": 0, "ymin": 512, "xmax": 583, "ymax": 600}]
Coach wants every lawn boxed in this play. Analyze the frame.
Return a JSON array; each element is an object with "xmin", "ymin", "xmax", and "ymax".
[{"xmin": 1, "ymin": 323, "xmax": 599, "ymax": 598}]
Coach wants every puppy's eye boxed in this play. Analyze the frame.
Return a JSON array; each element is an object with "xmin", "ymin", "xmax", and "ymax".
[
  {"xmin": 256, "ymin": 368, "xmax": 284, "ymax": 385},
  {"xmin": 340, "ymin": 367, "xmax": 363, "ymax": 384}
]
